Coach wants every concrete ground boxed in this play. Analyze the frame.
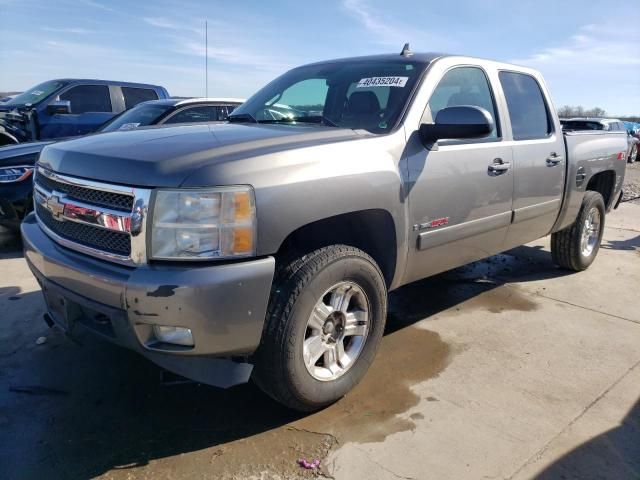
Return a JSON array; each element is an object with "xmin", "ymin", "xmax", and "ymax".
[{"xmin": 0, "ymin": 201, "xmax": 638, "ymax": 480}]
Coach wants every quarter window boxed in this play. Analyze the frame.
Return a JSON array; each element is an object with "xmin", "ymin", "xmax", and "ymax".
[
  {"xmin": 499, "ymin": 71, "xmax": 551, "ymax": 140},
  {"xmin": 59, "ymin": 85, "xmax": 112, "ymax": 114},
  {"xmin": 427, "ymin": 67, "xmax": 499, "ymax": 139},
  {"xmin": 122, "ymin": 87, "xmax": 159, "ymax": 109}
]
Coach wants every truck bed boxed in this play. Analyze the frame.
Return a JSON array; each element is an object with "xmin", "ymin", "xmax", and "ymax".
[{"xmin": 552, "ymin": 130, "xmax": 628, "ymax": 232}]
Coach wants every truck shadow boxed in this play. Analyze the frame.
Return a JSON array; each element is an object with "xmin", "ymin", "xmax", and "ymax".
[
  {"xmin": 0, "ymin": 243, "xmax": 575, "ymax": 479},
  {"xmin": 532, "ymin": 398, "xmax": 640, "ymax": 479}
]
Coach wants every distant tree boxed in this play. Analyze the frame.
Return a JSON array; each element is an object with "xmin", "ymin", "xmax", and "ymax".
[
  {"xmin": 557, "ymin": 105, "xmax": 606, "ymax": 118},
  {"xmin": 584, "ymin": 107, "xmax": 606, "ymax": 117}
]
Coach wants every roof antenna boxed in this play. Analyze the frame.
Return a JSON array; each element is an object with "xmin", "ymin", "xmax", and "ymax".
[{"xmin": 400, "ymin": 43, "xmax": 413, "ymax": 57}]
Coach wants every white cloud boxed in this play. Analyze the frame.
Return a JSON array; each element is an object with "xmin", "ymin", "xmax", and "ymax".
[
  {"xmin": 341, "ymin": 0, "xmax": 451, "ymax": 51},
  {"xmin": 511, "ymin": 22, "xmax": 640, "ymax": 115},
  {"xmin": 77, "ymin": 0, "xmax": 115, "ymax": 12},
  {"xmin": 43, "ymin": 27, "xmax": 91, "ymax": 34},
  {"xmin": 512, "ymin": 23, "xmax": 639, "ymax": 68}
]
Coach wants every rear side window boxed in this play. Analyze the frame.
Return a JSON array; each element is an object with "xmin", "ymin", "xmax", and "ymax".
[
  {"xmin": 59, "ymin": 85, "xmax": 112, "ymax": 114},
  {"xmin": 427, "ymin": 66, "xmax": 500, "ymax": 139},
  {"xmin": 164, "ymin": 106, "xmax": 219, "ymax": 124},
  {"xmin": 499, "ymin": 72, "xmax": 552, "ymax": 140},
  {"xmin": 122, "ymin": 87, "xmax": 159, "ymax": 109}
]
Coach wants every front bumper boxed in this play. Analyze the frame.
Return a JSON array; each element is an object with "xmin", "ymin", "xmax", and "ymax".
[{"xmin": 21, "ymin": 213, "xmax": 276, "ymax": 387}]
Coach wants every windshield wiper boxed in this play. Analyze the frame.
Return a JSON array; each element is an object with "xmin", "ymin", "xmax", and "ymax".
[
  {"xmin": 258, "ymin": 116, "xmax": 339, "ymax": 127},
  {"xmin": 227, "ymin": 113, "xmax": 257, "ymax": 123}
]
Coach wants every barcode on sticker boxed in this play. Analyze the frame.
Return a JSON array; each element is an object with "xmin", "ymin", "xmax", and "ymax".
[{"xmin": 356, "ymin": 76, "xmax": 408, "ymax": 88}]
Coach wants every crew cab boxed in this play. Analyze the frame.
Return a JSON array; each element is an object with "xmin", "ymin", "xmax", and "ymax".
[
  {"xmin": 21, "ymin": 50, "xmax": 628, "ymax": 411},
  {"xmin": 0, "ymin": 97, "xmax": 244, "ymax": 231},
  {"xmin": 0, "ymin": 79, "xmax": 170, "ymax": 145}
]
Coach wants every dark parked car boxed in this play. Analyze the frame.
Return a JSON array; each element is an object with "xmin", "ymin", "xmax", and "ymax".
[
  {"xmin": 0, "ymin": 79, "xmax": 170, "ymax": 145},
  {"xmin": 561, "ymin": 117, "xmax": 638, "ymax": 163},
  {"xmin": 0, "ymin": 97, "xmax": 244, "ymax": 231}
]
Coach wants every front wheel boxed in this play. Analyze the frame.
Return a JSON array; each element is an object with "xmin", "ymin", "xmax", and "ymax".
[
  {"xmin": 252, "ymin": 245, "xmax": 387, "ymax": 412},
  {"xmin": 551, "ymin": 191, "xmax": 605, "ymax": 271}
]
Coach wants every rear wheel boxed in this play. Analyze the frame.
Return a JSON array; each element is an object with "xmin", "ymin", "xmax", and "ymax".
[
  {"xmin": 253, "ymin": 245, "xmax": 387, "ymax": 412},
  {"xmin": 628, "ymin": 144, "xmax": 638, "ymax": 163},
  {"xmin": 551, "ymin": 191, "xmax": 605, "ymax": 271}
]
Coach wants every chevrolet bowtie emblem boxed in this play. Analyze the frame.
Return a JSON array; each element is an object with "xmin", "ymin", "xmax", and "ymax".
[{"xmin": 46, "ymin": 195, "xmax": 66, "ymax": 221}]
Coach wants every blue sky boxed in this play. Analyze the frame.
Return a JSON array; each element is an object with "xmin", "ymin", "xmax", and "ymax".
[{"xmin": 1, "ymin": 0, "xmax": 638, "ymax": 115}]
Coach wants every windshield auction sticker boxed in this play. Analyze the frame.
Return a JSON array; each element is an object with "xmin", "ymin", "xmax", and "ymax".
[{"xmin": 356, "ymin": 76, "xmax": 409, "ymax": 88}]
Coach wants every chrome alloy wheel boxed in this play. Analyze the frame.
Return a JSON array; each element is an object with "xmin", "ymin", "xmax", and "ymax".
[
  {"xmin": 581, "ymin": 207, "xmax": 601, "ymax": 257},
  {"xmin": 303, "ymin": 281, "xmax": 370, "ymax": 381}
]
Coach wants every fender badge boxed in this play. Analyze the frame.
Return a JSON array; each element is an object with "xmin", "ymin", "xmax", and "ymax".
[{"xmin": 413, "ymin": 217, "xmax": 450, "ymax": 231}]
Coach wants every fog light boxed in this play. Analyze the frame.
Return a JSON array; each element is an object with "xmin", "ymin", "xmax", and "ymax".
[{"xmin": 152, "ymin": 325, "xmax": 194, "ymax": 346}]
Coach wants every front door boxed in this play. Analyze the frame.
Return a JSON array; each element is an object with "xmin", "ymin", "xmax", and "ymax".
[
  {"xmin": 403, "ymin": 66, "xmax": 514, "ymax": 284},
  {"xmin": 40, "ymin": 84, "xmax": 114, "ymax": 139}
]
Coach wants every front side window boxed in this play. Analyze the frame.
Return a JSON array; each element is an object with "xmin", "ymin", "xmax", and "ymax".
[
  {"xmin": 499, "ymin": 71, "xmax": 551, "ymax": 140},
  {"xmin": 59, "ymin": 84, "xmax": 112, "ymax": 114},
  {"xmin": 164, "ymin": 106, "xmax": 218, "ymax": 124},
  {"xmin": 426, "ymin": 66, "xmax": 499, "ymax": 139},
  {"xmin": 122, "ymin": 87, "xmax": 159, "ymax": 109},
  {"xmin": 230, "ymin": 60, "xmax": 426, "ymax": 133}
]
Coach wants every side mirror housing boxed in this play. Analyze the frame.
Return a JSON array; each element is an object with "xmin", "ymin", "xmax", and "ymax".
[
  {"xmin": 46, "ymin": 100, "xmax": 71, "ymax": 115},
  {"xmin": 419, "ymin": 105, "xmax": 494, "ymax": 144}
]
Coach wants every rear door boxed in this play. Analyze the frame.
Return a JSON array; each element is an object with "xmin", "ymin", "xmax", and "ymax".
[
  {"xmin": 403, "ymin": 65, "xmax": 514, "ymax": 284},
  {"xmin": 40, "ymin": 84, "xmax": 114, "ymax": 139},
  {"xmin": 121, "ymin": 87, "xmax": 159, "ymax": 110},
  {"xmin": 499, "ymin": 71, "xmax": 565, "ymax": 248}
]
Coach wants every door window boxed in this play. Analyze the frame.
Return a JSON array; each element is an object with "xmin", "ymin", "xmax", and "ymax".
[
  {"xmin": 59, "ymin": 85, "xmax": 112, "ymax": 114},
  {"xmin": 122, "ymin": 87, "xmax": 159, "ymax": 109},
  {"xmin": 499, "ymin": 71, "xmax": 552, "ymax": 140},
  {"xmin": 426, "ymin": 67, "xmax": 499, "ymax": 139}
]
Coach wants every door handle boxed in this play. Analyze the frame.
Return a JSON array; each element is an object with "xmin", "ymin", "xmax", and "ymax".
[
  {"xmin": 488, "ymin": 158, "xmax": 511, "ymax": 175},
  {"xmin": 546, "ymin": 152, "xmax": 564, "ymax": 166}
]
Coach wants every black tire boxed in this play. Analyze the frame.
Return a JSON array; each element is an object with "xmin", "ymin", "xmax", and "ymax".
[
  {"xmin": 252, "ymin": 245, "xmax": 387, "ymax": 412},
  {"xmin": 629, "ymin": 144, "xmax": 638, "ymax": 163},
  {"xmin": 551, "ymin": 191, "xmax": 605, "ymax": 271}
]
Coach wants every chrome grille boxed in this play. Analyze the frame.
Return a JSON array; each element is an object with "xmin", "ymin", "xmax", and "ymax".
[
  {"xmin": 35, "ymin": 173, "xmax": 134, "ymax": 211},
  {"xmin": 33, "ymin": 166, "xmax": 151, "ymax": 265},
  {"xmin": 36, "ymin": 203, "xmax": 131, "ymax": 256}
]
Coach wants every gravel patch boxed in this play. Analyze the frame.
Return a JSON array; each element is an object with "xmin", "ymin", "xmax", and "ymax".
[{"xmin": 623, "ymin": 162, "xmax": 640, "ymax": 204}]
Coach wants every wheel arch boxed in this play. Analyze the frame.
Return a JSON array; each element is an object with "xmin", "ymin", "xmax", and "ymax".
[
  {"xmin": 274, "ymin": 209, "xmax": 398, "ymax": 288},
  {"xmin": 585, "ymin": 170, "xmax": 616, "ymax": 210}
]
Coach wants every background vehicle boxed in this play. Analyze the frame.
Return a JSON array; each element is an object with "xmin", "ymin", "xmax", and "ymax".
[
  {"xmin": 0, "ymin": 79, "xmax": 170, "ymax": 145},
  {"xmin": 562, "ymin": 117, "xmax": 638, "ymax": 162},
  {"xmin": 0, "ymin": 98, "xmax": 244, "ymax": 231},
  {"xmin": 22, "ymin": 52, "xmax": 628, "ymax": 411}
]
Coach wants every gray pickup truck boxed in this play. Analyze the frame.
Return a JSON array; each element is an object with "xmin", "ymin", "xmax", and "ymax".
[{"xmin": 21, "ymin": 50, "xmax": 628, "ymax": 411}]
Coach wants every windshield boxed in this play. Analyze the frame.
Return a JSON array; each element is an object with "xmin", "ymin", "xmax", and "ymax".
[
  {"xmin": 5, "ymin": 80, "xmax": 70, "ymax": 106},
  {"xmin": 230, "ymin": 60, "xmax": 425, "ymax": 133},
  {"xmin": 99, "ymin": 103, "xmax": 173, "ymax": 132}
]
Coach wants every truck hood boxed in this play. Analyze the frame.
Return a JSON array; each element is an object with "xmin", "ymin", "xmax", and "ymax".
[{"xmin": 38, "ymin": 123, "xmax": 363, "ymax": 187}]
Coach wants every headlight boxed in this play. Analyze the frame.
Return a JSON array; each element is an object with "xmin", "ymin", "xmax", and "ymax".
[
  {"xmin": 0, "ymin": 166, "xmax": 33, "ymax": 183},
  {"xmin": 151, "ymin": 186, "xmax": 256, "ymax": 260}
]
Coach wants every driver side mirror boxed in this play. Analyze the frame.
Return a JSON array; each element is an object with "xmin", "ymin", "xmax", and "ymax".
[
  {"xmin": 47, "ymin": 100, "xmax": 72, "ymax": 115},
  {"xmin": 419, "ymin": 105, "xmax": 494, "ymax": 145}
]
